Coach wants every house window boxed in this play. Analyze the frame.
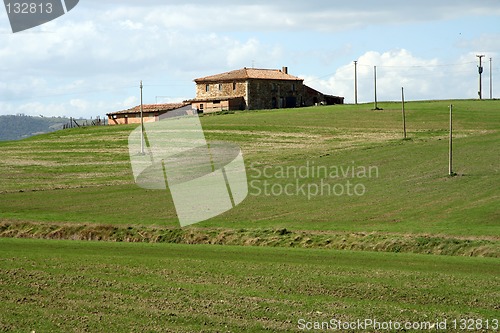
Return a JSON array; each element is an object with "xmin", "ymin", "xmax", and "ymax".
[
  {"xmin": 219, "ymin": 83, "xmax": 223, "ymax": 91},
  {"xmin": 206, "ymin": 84, "xmax": 210, "ymax": 92},
  {"xmin": 232, "ymin": 81, "xmax": 236, "ymax": 91},
  {"xmin": 292, "ymin": 83, "xmax": 296, "ymax": 92},
  {"xmin": 200, "ymin": 104, "xmax": 204, "ymax": 110}
]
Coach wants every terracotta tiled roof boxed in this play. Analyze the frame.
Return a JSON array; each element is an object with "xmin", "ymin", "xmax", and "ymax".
[
  {"xmin": 194, "ymin": 68, "xmax": 303, "ymax": 83},
  {"xmin": 107, "ymin": 103, "xmax": 189, "ymax": 116}
]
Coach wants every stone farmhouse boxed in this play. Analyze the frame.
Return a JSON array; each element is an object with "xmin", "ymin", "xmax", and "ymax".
[
  {"xmin": 189, "ymin": 67, "xmax": 343, "ymax": 112},
  {"xmin": 106, "ymin": 67, "xmax": 343, "ymax": 124}
]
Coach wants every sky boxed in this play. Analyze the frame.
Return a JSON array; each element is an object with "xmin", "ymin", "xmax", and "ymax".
[{"xmin": 1, "ymin": 0, "xmax": 500, "ymax": 118}]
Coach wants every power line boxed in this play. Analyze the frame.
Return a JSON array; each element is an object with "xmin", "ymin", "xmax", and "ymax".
[
  {"xmin": 0, "ymin": 81, "xmax": 193, "ymax": 102},
  {"xmin": 356, "ymin": 61, "xmax": 476, "ymax": 68},
  {"xmin": 305, "ymin": 60, "xmax": 478, "ymax": 84},
  {"xmin": 0, "ymin": 84, "xmax": 138, "ymax": 102}
]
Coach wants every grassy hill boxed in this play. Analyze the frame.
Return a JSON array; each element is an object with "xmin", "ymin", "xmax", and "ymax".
[
  {"xmin": 0, "ymin": 100, "xmax": 498, "ymax": 237},
  {"xmin": 0, "ymin": 100, "xmax": 499, "ymax": 332}
]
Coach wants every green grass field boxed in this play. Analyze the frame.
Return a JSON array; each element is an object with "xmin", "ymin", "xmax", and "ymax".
[
  {"xmin": 0, "ymin": 100, "xmax": 499, "ymax": 331},
  {"xmin": 0, "ymin": 100, "xmax": 498, "ymax": 235},
  {"xmin": 1, "ymin": 239, "xmax": 498, "ymax": 332}
]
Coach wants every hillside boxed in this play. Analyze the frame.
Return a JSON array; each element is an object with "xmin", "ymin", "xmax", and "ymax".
[
  {"xmin": 1, "ymin": 100, "xmax": 499, "ymax": 332},
  {"xmin": 0, "ymin": 115, "xmax": 71, "ymax": 141},
  {"xmin": 0, "ymin": 115, "xmax": 105, "ymax": 141},
  {"xmin": 0, "ymin": 100, "xmax": 498, "ymax": 241}
]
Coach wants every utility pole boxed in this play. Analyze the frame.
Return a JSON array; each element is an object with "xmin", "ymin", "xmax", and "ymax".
[
  {"xmin": 490, "ymin": 57, "xmax": 493, "ymax": 99},
  {"xmin": 354, "ymin": 60, "xmax": 358, "ymax": 105},
  {"xmin": 373, "ymin": 66, "xmax": 378, "ymax": 110},
  {"xmin": 449, "ymin": 104, "xmax": 454, "ymax": 176},
  {"xmin": 140, "ymin": 80, "xmax": 145, "ymax": 155},
  {"xmin": 477, "ymin": 55, "xmax": 485, "ymax": 100},
  {"xmin": 401, "ymin": 87, "xmax": 407, "ymax": 140}
]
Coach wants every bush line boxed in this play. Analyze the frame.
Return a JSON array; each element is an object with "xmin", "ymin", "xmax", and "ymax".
[{"xmin": 0, "ymin": 221, "xmax": 498, "ymax": 258}]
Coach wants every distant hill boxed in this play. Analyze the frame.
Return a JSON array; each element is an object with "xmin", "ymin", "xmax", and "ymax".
[{"xmin": 0, "ymin": 115, "xmax": 69, "ymax": 141}]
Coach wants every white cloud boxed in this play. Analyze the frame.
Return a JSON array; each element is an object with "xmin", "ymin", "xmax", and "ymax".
[
  {"xmin": 1, "ymin": 1, "xmax": 499, "ymax": 118},
  {"xmin": 85, "ymin": 1, "xmax": 500, "ymax": 33},
  {"xmin": 226, "ymin": 38, "xmax": 283, "ymax": 68},
  {"xmin": 304, "ymin": 49, "xmax": 479, "ymax": 103},
  {"xmin": 69, "ymin": 98, "xmax": 89, "ymax": 110},
  {"xmin": 456, "ymin": 34, "xmax": 500, "ymax": 56},
  {"xmin": 119, "ymin": 20, "xmax": 144, "ymax": 30},
  {"xmin": 2, "ymin": 96, "xmax": 140, "ymax": 119},
  {"xmin": 17, "ymin": 102, "xmax": 68, "ymax": 118}
]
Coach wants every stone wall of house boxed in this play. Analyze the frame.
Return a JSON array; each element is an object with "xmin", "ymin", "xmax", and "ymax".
[
  {"xmin": 303, "ymin": 85, "xmax": 344, "ymax": 106},
  {"xmin": 247, "ymin": 79, "xmax": 304, "ymax": 110},
  {"xmin": 107, "ymin": 113, "xmax": 156, "ymax": 126},
  {"xmin": 191, "ymin": 97, "xmax": 246, "ymax": 113},
  {"xmin": 193, "ymin": 78, "xmax": 342, "ymax": 111},
  {"xmin": 195, "ymin": 81, "xmax": 247, "ymax": 99}
]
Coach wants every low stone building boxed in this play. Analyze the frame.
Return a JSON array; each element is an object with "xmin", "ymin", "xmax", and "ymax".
[
  {"xmin": 189, "ymin": 67, "xmax": 343, "ymax": 113},
  {"xmin": 106, "ymin": 103, "xmax": 189, "ymax": 125},
  {"xmin": 106, "ymin": 67, "xmax": 344, "ymax": 124},
  {"xmin": 304, "ymin": 85, "xmax": 345, "ymax": 106}
]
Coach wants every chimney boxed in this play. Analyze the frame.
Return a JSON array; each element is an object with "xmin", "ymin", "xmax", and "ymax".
[{"xmin": 282, "ymin": 66, "xmax": 288, "ymax": 74}]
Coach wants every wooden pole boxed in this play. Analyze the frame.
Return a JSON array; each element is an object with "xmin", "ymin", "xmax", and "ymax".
[
  {"xmin": 373, "ymin": 66, "xmax": 378, "ymax": 110},
  {"xmin": 354, "ymin": 60, "xmax": 358, "ymax": 105},
  {"xmin": 402, "ymin": 87, "xmax": 406, "ymax": 139},
  {"xmin": 490, "ymin": 57, "xmax": 493, "ymax": 100},
  {"xmin": 477, "ymin": 55, "xmax": 485, "ymax": 100},
  {"xmin": 140, "ymin": 80, "xmax": 145, "ymax": 155},
  {"xmin": 449, "ymin": 104, "xmax": 453, "ymax": 176}
]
